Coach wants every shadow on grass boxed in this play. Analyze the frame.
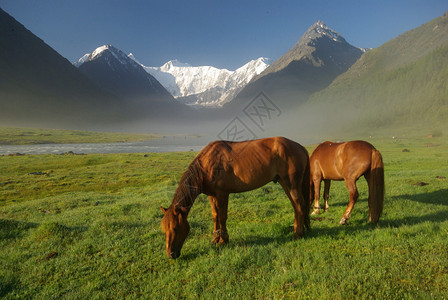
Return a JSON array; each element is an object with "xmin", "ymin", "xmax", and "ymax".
[
  {"xmin": 383, "ymin": 210, "xmax": 448, "ymax": 228},
  {"xmin": 0, "ymin": 219, "xmax": 37, "ymax": 240},
  {"xmin": 390, "ymin": 188, "xmax": 448, "ymax": 206},
  {"xmin": 384, "ymin": 188, "xmax": 448, "ymax": 227},
  {"xmin": 0, "ymin": 275, "xmax": 20, "ymax": 298}
]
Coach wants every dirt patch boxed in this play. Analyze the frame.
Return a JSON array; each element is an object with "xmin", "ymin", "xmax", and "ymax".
[
  {"xmin": 412, "ymin": 181, "xmax": 429, "ymax": 186},
  {"xmin": 43, "ymin": 251, "xmax": 58, "ymax": 260}
]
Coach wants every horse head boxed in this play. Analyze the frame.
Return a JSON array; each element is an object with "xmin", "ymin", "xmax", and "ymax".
[{"xmin": 160, "ymin": 206, "xmax": 190, "ymax": 259}]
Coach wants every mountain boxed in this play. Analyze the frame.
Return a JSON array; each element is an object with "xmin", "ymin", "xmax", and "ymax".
[
  {"xmin": 303, "ymin": 11, "xmax": 448, "ymax": 135},
  {"xmin": 225, "ymin": 21, "xmax": 364, "ymax": 113},
  {"xmin": 0, "ymin": 8, "xmax": 125, "ymax": 128},
  {"xmin": 76, "ymin": 45, "xmax": 176, "ymax": 105},
  {"xmin": 135, "ymin": 57, "xmax": 271, "ymax": 107}
]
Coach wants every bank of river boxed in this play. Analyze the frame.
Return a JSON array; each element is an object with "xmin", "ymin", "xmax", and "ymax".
[{"xmin": 0, "ymin": 136, "xmax": 211, "ymax": 155}]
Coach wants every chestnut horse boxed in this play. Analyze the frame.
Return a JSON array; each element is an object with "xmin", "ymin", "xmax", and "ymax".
[
  {"xmin": 310, "ymin": 140, "xmax": 384, "ymax": 225},
  {"xmin": 161, "ymin": 137, "xmax": 310, "ymax": 258}
]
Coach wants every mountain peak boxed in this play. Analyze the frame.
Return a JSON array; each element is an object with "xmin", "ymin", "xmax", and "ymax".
[
  {"xmin": 80, "ymin": 44, "xmax": 144, "ymax": 70},
  {"xmin": 127, "ymin": 53, "xmax": 141, "ymax": 64},
  {"xmin": 77, "ymin": 45, "xmax": 176, "ymax": 104},
  {"xmin": 314, "ymin": 20, "xmax": 326, "ymax": 27},
  {"xmin": 238, "ymin": 19, "xmax": 364, "ymax": 107},
  {"xmin": 90, "ymin": 44, "xmax": 114, "ymax": 59},
  {"xmin": 304, "ymin": 20, "xmax": 346, "ymax": 43},
  {"xmin": 163, "ymin": 59, "xmax": 192, "ymax": 68}
]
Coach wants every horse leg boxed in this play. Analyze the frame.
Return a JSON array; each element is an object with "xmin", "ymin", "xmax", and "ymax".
[
  {"xmin": 340, "ymin": 178, "xmax": 359, "ymax": 225},
  {"xmin": 208, "ymin": 193, "xmax": 230, "ymax": 244},
  {"xmin": 364, "ymin": 173, "xmax": 372, "ymax": 222},
  {"xmin": 280, "ymin": 175, "xmax": 305, "ymax": 239},
  {"xmin": 323, "ymin": 179, "xmax": 331, "ymax": 212},
  {"xmin": 311, "ymin": 177, "xmax": 322, "ymax": 215}
]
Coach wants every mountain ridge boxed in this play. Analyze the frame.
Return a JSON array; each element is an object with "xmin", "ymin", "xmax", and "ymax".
[
  {"xmin": 0, "ymin": 8, "xmax": 126, "ymax": 129},
  {"xmin": 224, "ymin": 20, "xmax": 364, "ymax": 115},
  {"xmin": 139, "ymin": 57, "xmax": 271, "ymax": 107},
  {"xmin": 77, "ymin": 45, "xmax": 175, "ymax": 103},
  {"xmin": 302, "ymin": 11, "xmax": 448, "ymax": 135}
]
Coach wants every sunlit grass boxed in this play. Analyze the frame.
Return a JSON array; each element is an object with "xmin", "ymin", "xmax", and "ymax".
[
  {"xmin": 1, "ymin": 136, "xmax": 447, "ymax": 298},
  {"xmin": 0, "ymin": 127, "xmax": 159, "ymax": 145}
]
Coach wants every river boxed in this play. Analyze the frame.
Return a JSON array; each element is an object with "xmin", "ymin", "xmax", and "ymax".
[{"xmin": 0, "ymin": 136, "xmax": 212, "ymax": 155}]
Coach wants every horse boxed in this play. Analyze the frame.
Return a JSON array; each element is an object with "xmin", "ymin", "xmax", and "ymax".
[
  {"xmin": 160, "ymin": 136, "xmax": 310, "ymax": 259},
  {"xmin": 310, "ymin": 140, "xmax": 384, "ymax": 225}
]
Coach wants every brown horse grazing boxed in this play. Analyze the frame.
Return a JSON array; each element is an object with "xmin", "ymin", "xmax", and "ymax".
[
  {"xmin": 160, "ymin": 137, "xmax": 310, "ymax": 259},
  {"xmin": 310, "ymin": 140, "xmax": 384, "ymax": 225}
]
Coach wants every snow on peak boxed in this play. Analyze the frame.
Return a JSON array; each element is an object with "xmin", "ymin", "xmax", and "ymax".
[
  {"xmin": 163, "ymin": 59, "xmax": 192, "ymax": 69},
  {"xmin": 306, "ymin": 20, "xmax": 346, "ymax": 43},
  {"xmin": 235, "ymin": 57, "xmax": 272, "ymax": 74},
  {"xmin": 156, "ymin": 61, "xmax": 232, "ymax": 98},
  {"xmin": 74, "ymin": 45, "xmax": 145, "ymax": 76},
  {"xmin": 136, "ymin": 57, "xmax": 270, "ymax": 107},
  {"xmin": 127, "ymin": 53, "xmax": 141, "ymax": 64},
  {"xmin": 86, "ymin": 45, "xmax": 137, "ymax": 67},
  {"xmin": 315, "ymin": 20, "xmax": 326, "ymax": 28},
  {"xmin": 73, "ymin": 53, "xmax": 90, "ymax": 67},
  {"xmin": 74, "ymin": 47, "xmax": 270, "ymax": 107},
  {"xmin": 90, "ymin": 44, "xmax": 111, "ymax": 59}
]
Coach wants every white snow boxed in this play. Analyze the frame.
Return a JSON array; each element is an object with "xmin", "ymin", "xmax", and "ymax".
[
  {"xmin": 73, "ymin": 53, "xmax": 90, "ymax": 67},
  {"xmin": 75, "ymin": 45, "xmax": 271, "ymax": 107},
  {"xmin": 135, "ymin": 57, "xmax": 271, "ymax": 107},
  {"xmin": 90, "ymin": 45, "xmax": 110, "ymax": 60}
]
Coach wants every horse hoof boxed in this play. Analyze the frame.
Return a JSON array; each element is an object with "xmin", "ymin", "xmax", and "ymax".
[
  {"xmin": 339, "ymin": 218, "xmax": 347, "ymax": 225},
  {"xmin": 217, "ymin": 237, "xmax": 229, "ymax": 245},
  {"xmin": 311, "ymin": 209, "xmax": 320, "ymax": 215},
  {"xmin": 293, "ymin": 232, "xmax": 304, "ymax": 239}
]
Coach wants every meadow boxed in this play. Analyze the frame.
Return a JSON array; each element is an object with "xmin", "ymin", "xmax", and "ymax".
[
  {"xmin": 0, "ymin": 127, "xmax": 159, "ymax": 145},
  {"xmin": 1, "ymin": 135, "xmax": 447, "ymax": 299}
]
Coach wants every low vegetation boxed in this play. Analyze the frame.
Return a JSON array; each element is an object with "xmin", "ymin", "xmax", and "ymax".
[
  {"xmin": 305, "ymin": 12, "xmax": 448, "ymax": 135},
  {"xmin": 1, "ymin": 136, "xmax": 447, "ymax": 298},
  {"xmin": 0, "ymin": 127, "xmax": 158, "ymax": 145}
]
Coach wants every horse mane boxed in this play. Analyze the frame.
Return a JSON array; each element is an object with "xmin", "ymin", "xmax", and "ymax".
[{"xmin": 171, "ymin": 157, "xmax": 204, "ymax": 210}]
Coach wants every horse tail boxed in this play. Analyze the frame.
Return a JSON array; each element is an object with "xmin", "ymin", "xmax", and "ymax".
[
  {"xmin": 302, "ymin": 156, "xmax": 311, "ymax": 231},
  {"xmin": 368, "ymin": 149, "xmax": 384, "ymax": 224}
]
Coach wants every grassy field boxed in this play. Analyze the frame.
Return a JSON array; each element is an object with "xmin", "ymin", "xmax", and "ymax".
[
  {"xmin": 1, "ymin": 135, "xmax": 447, "ymax": 299},
  {"xmin": 0, "ymin": 127, "xmax": 159, "ymax": 145}
]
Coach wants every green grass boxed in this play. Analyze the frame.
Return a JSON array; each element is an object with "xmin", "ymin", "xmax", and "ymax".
[
  {"xmin": 1, "ymin": 136, "xmax": 447, "ymax": 299},
  {"xmin": 0, "ymin": 127, "xmax": 159, "ymax": 145}
]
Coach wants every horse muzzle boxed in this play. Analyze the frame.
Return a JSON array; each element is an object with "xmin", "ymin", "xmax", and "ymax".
[{"xmin": 168, "ymin": 251, "xmax": 180, "ymax": 259}]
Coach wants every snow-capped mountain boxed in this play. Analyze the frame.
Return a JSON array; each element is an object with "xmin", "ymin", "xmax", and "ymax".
[
  {"xmin": 75, "ymin": 45, "xmax": 177, "ymax": 104},
  {"xmin": 133, "ymin": 57, "xmax": 271, "ymax": 107}
]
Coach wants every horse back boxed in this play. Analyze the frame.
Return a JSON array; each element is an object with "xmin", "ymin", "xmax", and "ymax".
[
  {"xmin": 311, "ymin": 140, "xmax": 375, "ymax": 180},
  {"xmin": 198, "ymin": 137, "xmax": 308, "ymax": 192}
]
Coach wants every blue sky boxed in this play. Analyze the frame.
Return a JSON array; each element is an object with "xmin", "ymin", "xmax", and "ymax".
[{"xmin": 1, "ymin": 0, "xmax": 447, "ymax": 70}]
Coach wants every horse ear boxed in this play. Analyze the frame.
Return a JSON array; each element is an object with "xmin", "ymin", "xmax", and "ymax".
[
  {"xmin": 173, "ymin": 206, "xmax": 180, "ymax": 216},
  {"xmin": 177, "ymin": 206, "xmax": 188, "ymax": 216},
  {"xmin": 173, "ymin": 206, "xmax": 188, "ymax": 216},
  {"xmin": 160, "ymin": 206, "xmax": 167, "ymax": 214}
]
